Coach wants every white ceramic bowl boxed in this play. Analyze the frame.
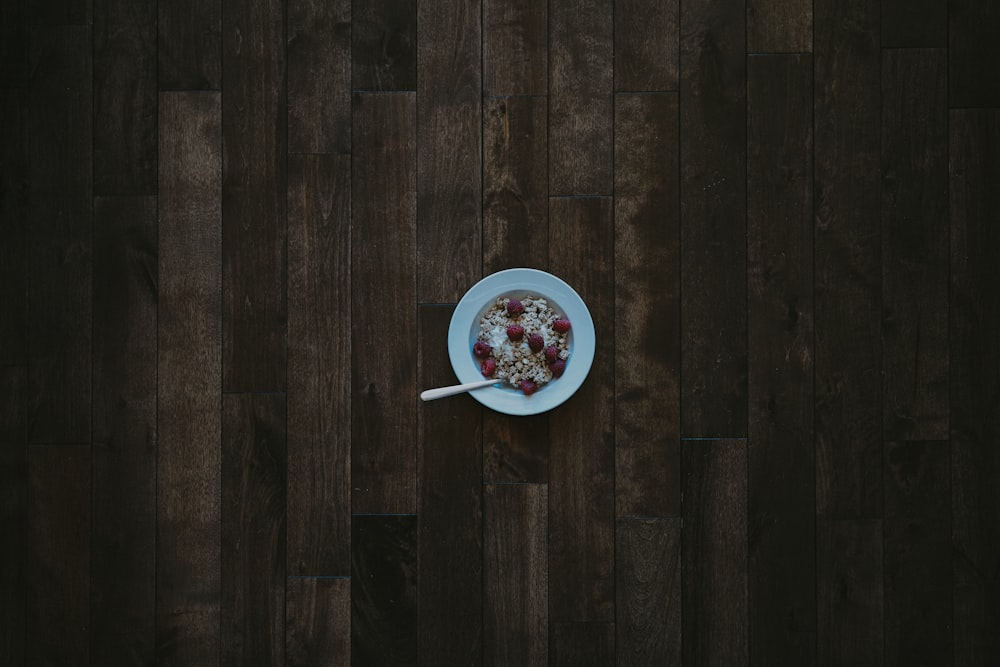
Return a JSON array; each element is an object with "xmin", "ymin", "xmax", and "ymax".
[{"xmin": 447, "ymin": 268, "xmax": 595, "ymax": 415}]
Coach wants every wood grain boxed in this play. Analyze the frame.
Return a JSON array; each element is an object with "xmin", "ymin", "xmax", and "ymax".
[
  {"xmin": 816, "ymin": 519, "xmax": 883, "ymax": 667},
  {"xmin": 287, "ymin": 154, "xmax": 352, "ymax": 576},
  {"xmin": 615, "ymin": 518, "xmax": 681, "ymax": 666},
  {"xmin": 548, "ymin": 0, "xmax": 612, "ymax": 195},
  {"xmin": 483, "ymin": 0, "xmax": 547, "ymax": 95},
  {"xmin": 0, "ymin": 89, "xmax": 26, "ymax": 365},
  {"xmin": 883, "ymin": 440, "xmax": 952, "ymax": 666},
  {"xmin": 91, "ymin": 196, "xmax": 157, "ymax": 664},
  {"xmin": 747, "ymin": 53, "xmax": 816, "ymax": 665},
  {"xmin": 950, "ymin": 108, "xmax": 1000, "ymax": 665},
  {"xmin": 417, "ymin": 305, "xmax": 482, "ymax": 665},
  {"xmin": 950, "ymin": 1, "xmax": 1000, "ymax": 107},
  {"xmin": 157, "ymin": 0, "xmax": 220, "ymax": 90},
  {"xmin": 156, "ymin": 91, "xmax": 222, "ymax": 665},
  {"xmin": 93, "ymin": 0, "xmax": 156, "ymax": 195},
  {"xmin": 614, "ymin": 0, "xmax": 678, "ymax": 91},
  {"xmin": 288, "ymin": 0, "xmax": 350, "ymax": 154},
  {"xmin": 26, "ymin": 445, "xmax": 90, "ymax": 665},
  {"xmin": 0, "ymin": 0, "xmax": 26, "ymax": 88},
  {"xmin": 882, "ymin": 0, "xmax": 947, "ymax": 47},
  {"xmin": 222, "ymin": 0, "xmax": 287, "ymax": 392},
  {"xmin": 30, "ymin": 0, "xmax": 89, "ymax": 25},
  {"xmin": 551, "ymin": 622, "xmax": 614, "ymax": 667},
  {"xmin": 351, "ymin": 515, "xmax": 418, "ymax": 666},
  {"xmin": 747, "ymin": 0, "xmax": 812, "ymax": 53},
  {"xmin": 614, "ymin": 92, "xmax": 680, "ymax": 517},
  {"xmin": 221, "ymin": 394, "xmax": 287, "ymax": 665},
  {"xmin": 28, "ymin": 26, "xmax": 92, "ymax": 444},
  {"xmin": 679, "ymin": 0, "xmax": 747, "ymax": 437},
  {"xmin": 351, "ymin": 92, "xmax": 417, "ymax": 514},
  {"xmin": 286, "ymin": 577, "xmax": 350, "ymax": 666},
  {"xmin": 0, "ymin": 366, "xmax": 27, "ymax": 666},
  {"xmin": 351, "ymin": 0, "xmax": 416, "ymax": 91},
  {"xmin": 881, "ymin": 48, "xmax": 949, "ymax": 442},
  {"xmin": 814, "ymin": 0, "xmax": 881, "ymax": 518},
  {"xmin": 484, "ymin": 483, "xmax": 548, "ymax": 667},
  {"xmin": 416, "ymin": 0, "xmax": 481, "ymax": 303},
  {"xmin": 682, "ymin": 439, "xmax": 748, "ymax": 667},
  {"xmin": 548, "ymin": 197, "xmax": 615, "ymax": 623}
]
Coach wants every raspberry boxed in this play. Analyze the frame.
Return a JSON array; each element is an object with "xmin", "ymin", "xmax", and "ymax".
[
  {"xmin": 527, "ymin": 333, "xmax": 544, "ymax": 353},
  {"xmin": 550, "ymin": 359, "xmax": 566, "ymax": 378},
  {"xmin": 480, "ymin": 358, "xmax": 497, "ymax": 376},
  {"xmin": 473, "ymin": 341, "xmax": 492, "ymax": 358},
  {"xmin": 506, "ymin": 298, "xmax": 524, "ymax": 317},
  {"xmin": 520, "ymin": 379, "xmax": 538, "ymax": 395},
  {"xmin": 544, "ymin": 346, "xmax": 560, "ymax": 363},
  {"xmin": 506, "ymin": 324, "xmax": 524, "ymax": 341},
  {"xmin": 553, "ymin": 319, "xmax": 571, "ymax": 334}
]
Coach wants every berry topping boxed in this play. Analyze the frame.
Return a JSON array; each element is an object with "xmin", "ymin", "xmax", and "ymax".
[
  {"xmin": 544, "ymin": 346, "xmax": 560, "ymax": 363},
  {"xmin": 506, "ymin": 298, "xmax": 524, "ymax": 317},
  {"xmin": 480, "ymin": 358, "xmax": 497, "ymax": 377},
  {"xmin": 506, "ymin": 324, "xmax": 524, "ymax": 341},
  {"xmin": 520, "ymin": 379, "xmax": 538, "ymax": 395},
  {"xmin": 553, "ymin": 319, "xmax": 571, "ymax": 334},
  {"xmin": 527, "ymin": 333, "xmax": 544, "ymax": 353},
  {"xmin": 473, "ymin": 341, "xmax": 492, "ymax": 358},
  {"xmin": 550, "ymin": 359, "xmax": 566, "ymax": 378}
]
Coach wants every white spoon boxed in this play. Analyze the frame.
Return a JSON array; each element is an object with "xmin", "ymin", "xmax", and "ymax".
[{"xmin": 420, "ymin": 379, "xmax": 499, "ymax": 401}]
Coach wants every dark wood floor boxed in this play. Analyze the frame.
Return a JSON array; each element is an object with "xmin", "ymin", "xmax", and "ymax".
[{"xmin": 2, "ymin": 0, "xmax": 999, "ymax": 665}]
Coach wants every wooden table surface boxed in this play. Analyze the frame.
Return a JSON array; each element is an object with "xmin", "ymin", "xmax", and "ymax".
[{"xmin": 3, "ymin": 0, "xmax": 999, "ymax": 665}]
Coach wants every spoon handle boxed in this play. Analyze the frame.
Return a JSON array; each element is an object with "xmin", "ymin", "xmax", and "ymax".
[{"xmin": 420, "ymin": 379, "xmax": 499, "ymax": 401}]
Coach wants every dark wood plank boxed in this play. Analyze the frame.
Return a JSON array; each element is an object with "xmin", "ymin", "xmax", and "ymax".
[
  {"xmin": 0, "ymin": 0, "xmax": 27, "ymax": 88},
  {"xmin": 483, "ymin": 0, "xmax": 546, "ymax": 95},
  {"xmin": 287, "ymin": 154, "xmax": 352, "ymax": 576},
  {"xmin": 91, "ymin": 196, "xmax": 157, "ymax": 665},
  {"xmin": 682, "ymin": 439, "xmax": 748, "ymax": 666},
  {"xmin": 222, "ymin": 0, "xmax": 286, "ymax": 392},
  {"xmin": 30, "ymin": 0, "xmax": 89, "ymax": 25},
  {"xmin": 221, "ymin": 394, "xmax": 287, "ymax": 665},
  {"xmin": 482, "ymin": 94, "xmax": 548, "ymax": 276},
  {"xmin": 351, "ymin": 515, "xmax": 418, "ymax": 666},
  {"xmin": 883, "ymin": 440, "xmax": 952, "ymax": 666},
  {"xmin": 26, "ymin": 445, "xmax": 90, "ymax": 665},
  {"xmin": 950, "ymin": 1, "xmax": 1000, "ymax": 107},
  {"xmin": 158, "ymin": 0, "xmax": 221, "ymax": 90},
  {"xmin": 351, "ymin": 92, "xmax": 417, "ymax": 514},
  {"xmin": 0, "ymin": 366, "xmax": 27, "ymax": 666},
  {"xmin": 551, "ymin": 622, "xmax": 614, "ymax": 666},
  {"xmin": 614, "ymin": 0, "xmax": 678, "ymax": 91},
  {"xmin": 679, "ymin": 0, "xmax": 747, "ymax": 437},
  {"xmin": 548, "ymin": 197, "xmax": 615, "ymax": 623},
  {"xmin": 0, "ymin": 89, "xmax": 27, "ymax": 365},
  {"xmin": 615, "ymin": 518, "xmax": 681, "ymax": 666},
  {"xmin": 950, "ymin": 108, "xmax": 1000, "ymax": 665},
  {"xmin": 93, "ymin": 0, "xmax": 156, "ymax": 195},
  {"xmin": 416, "ymin": 0, "xmax": 481, "ymax": 303},
  {"xmin": 351, "ymin": 0, "xmax": 416, "ymax": 91},
  {"xmin": 156, "ymin": 90, "xmax": 222, "ymax": 665},
  {"xmin": 882, "ymin": 0, "xmax": 946, "ymax": 47},
  {"xmin": 482, "ymin": 95, "xmax": 549, "ymax": 483},
  {"xmin": 286, "ymin": 577, "xmax": 350, "ymax": 665},
  {"xmin": 881, "ymin": 48, "xmax": 949, "ymax": 442},
  {"xmin": 549, "ymin": 0, "xmax": 612, "ymax": 195},
  {"xmin": 28, "ymin": 26, "xmax": 92, "ymax": 444},
  {"xmin": 747, "ymin": 53, "xmax": 816, "ymax": 665},
  {"xmin": 614, "ymin": 92, "xmax": 680, "ymax": 517},
  {"xmin": 814, "ymin": 0, "xmax": 881, "ymax": 518},
  {"xmin": 483, "ymin": 483, "xmax": 548, "ymax": 667},
  {"xmin": 288, "ymin": 0, "xmax": 350, "ymax": 154},
  {"xmin": 417, "ymin": 305, "xmax": 482, "ymax": 665},
  {"xmin": 747, "ymin": 0, "xmax": 812, "ymax": 53},
  {"xmin": 816, "ymin": 519, "xmax": 884, "ymax": 667}
]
